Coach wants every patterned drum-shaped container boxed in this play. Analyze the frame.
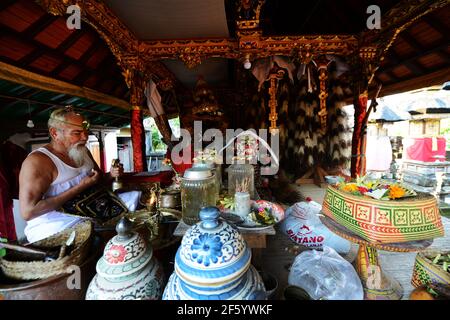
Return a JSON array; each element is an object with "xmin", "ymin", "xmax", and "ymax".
[
  {"xmin": 86, "ymin": 218, "xmax": 164, "ymax": 300},
  {"xmin": 163, "ymin": 207, "xmax": 266, "ymax": 300}
]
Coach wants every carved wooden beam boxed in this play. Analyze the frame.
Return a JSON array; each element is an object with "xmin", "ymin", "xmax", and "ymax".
[{"xmin": 140, "ymin": 35, "xmax": 358, "ymax": 67}]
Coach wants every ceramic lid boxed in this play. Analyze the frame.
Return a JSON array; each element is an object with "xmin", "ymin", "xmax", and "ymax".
[
  {"xmin": 96, "ymin": 217, "xmax": 153, "ymax": 279},
  {"xmin": 174, "ymin": 207, "xmax": 252, "ymax": 286},
  {"xmin": 183, "ymin": 167, "xmax": 213, "ymax": 180}
]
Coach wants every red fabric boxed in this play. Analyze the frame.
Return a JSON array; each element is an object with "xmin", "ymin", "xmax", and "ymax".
[
  {"xmin": 404, "ymin": 137, "xmax": 446, "ymax": 162},
  {"xmin": 1, "ymin": 141, "xmax": 27, "ymax": 198},
  {"xmin": 131, "ymin": 109, "xmax": 146, "ymax": 172},
  {"xmin": 0, "ymin": 166, "xmax": 16, "ymax": 241},
  {"xmin": 165, "ymin": 144, "xmax": 193, "ymax": 176}
]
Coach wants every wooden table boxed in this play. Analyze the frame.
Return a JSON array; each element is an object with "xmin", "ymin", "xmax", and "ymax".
[{"xmin": 174, "ymin": 220, "xmax": 275, "ymax": 269}]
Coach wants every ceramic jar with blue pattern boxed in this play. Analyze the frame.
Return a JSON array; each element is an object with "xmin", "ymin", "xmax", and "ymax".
[
  {"xmin": 86, "ymin": 217, "xmax": 164, "ymax": 300},
  {"xmin": 163, "ymin": 207, "xmax": 266, "ymax": 300}
]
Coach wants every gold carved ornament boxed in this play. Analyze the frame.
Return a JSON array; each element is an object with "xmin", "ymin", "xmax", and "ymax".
[
  {"xmin": 266, "ymin": 67, "xmax": 285, "ymax": 134},
  {"xmin": 317, "ymin": 56, "xmax": 331, "ymax": 135}
]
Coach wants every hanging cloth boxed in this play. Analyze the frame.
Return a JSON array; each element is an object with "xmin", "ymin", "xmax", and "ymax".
[{"xmin": 144, "ymin": 80, "xmax": 174, "ymax": 149}]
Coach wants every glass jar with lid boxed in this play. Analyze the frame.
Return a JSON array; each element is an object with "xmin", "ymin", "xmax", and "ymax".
[
  {"xmin": 181, "ymin": 167, "xmax": 218, "ymax": 225},
  {"xmin": 192, "ymin": 161, "xmax": 221, "ymax": 196},
  {"xmin": 227, "ymin": 161, "xmax": 255, "ymax": 199}
]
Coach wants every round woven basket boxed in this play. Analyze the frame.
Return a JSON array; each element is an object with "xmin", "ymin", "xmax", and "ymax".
[
  {"xmin": 0, "ymin": 221, "xmax": 93, "ymax": 281},
  {"xmin": 411, "ymin": 250, "xmax": 450, "ymax": 288}
]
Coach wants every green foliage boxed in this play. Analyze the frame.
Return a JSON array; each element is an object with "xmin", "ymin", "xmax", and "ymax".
[
  {"xmin": 0, "ymin": 237, "xmax": 7, "ymax": 258},
  {"xmin": 151, "ymin": 128, "xmax": 166, "ymax": 152}
]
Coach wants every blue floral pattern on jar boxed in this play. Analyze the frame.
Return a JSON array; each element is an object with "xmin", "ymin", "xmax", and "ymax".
[
  {"xmin": 191, "ymin": 234, "xmax": 223, "ymax": 266},
  {"xmin": 180, "ymin": 223, "xmax": 245, "ymax": 268}
]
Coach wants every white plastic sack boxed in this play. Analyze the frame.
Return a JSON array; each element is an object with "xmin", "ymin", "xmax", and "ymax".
[
  {"xmin": 281, "ymin": 201, "xmax": 351, "ymax": 254},
  {"xmin": 288, "ymin": 246, "xmax": 364, "ymax": 300}
]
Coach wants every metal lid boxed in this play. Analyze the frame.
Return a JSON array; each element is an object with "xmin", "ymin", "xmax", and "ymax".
[
  {"xmin": 193, "ymin": 162, "xmax": 215, "ymax": 170},
  {"xmin": 183, "ymin": 167, "xmax": 213, "ymax": 180}
]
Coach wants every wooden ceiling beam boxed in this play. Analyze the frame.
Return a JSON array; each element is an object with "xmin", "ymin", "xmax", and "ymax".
[
  {"xmin": 91, "ymin": 57, "xmax": 120, "ymax": 91},
  {"xmin": 422, "ymin": 15, "xmax": 450, "ymax": 40},
  {"xmin": 0, "ymin": 61, "xmax": 131, "ymax": 111},
  {"xmin": 23, "ymin": 14, "xmax": 59, "ymax": 39},
  {"xmin": 0, "ymin": 25, "xmax": 95, "ymax": 76},
  {"xmin": 55, "ymin": 29, "xmax": 86, "ymax": 53},
  {"xmin": 4, "ymin": 88, "xmax": 39, "ymax": 109},
  {"xmin": 399, "ymin": 31, "xmax": 425, "ymax": 52},
  {"xmin": 379, "ymin": 42, "xmax": 449, "ymax": 74},
  {"xmin": 376, "ymin": 66, "xmax": 450, "ymax": 97},
  {"xmin": 71, "ymin": 42, "xmax": 104, "ymax": 85},
  {"xmin": 48, "ymin": 32, "xmax": 88, "ymax": 76}
]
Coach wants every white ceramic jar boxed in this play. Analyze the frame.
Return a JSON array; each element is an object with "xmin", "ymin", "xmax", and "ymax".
[
  {"xmin": 86, "ymin": 218, "xmax": 164, "ymax": 300},
  {"xmin": 163, "ymin": 207, "xmax": 266, "ymax": 300}
]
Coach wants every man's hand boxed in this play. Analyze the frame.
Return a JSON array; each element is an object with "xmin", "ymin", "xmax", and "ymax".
[
  {"xmin": 110, "ymin": 164, "xmax": 124, "ymax": 178},
  {"xmin": 80, "ymin": 169, "xmax": 101, "ymax": 188}
]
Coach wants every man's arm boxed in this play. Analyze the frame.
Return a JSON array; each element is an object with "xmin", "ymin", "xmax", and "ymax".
[{"xmin": 19, "ymin": 153, "xmax": 100, "ymax": 221}]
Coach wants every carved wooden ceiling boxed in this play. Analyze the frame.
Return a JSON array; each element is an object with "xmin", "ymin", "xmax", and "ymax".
[{"xmin": 0, "ymin": 0, "xmax": 448, "ymax": 135}]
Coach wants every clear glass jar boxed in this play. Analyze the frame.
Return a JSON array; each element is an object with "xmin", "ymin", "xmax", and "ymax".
[
  {"xmin": 228, "ymin": 162, "xmax": 255, "ymax": 199},
  {"xmin": 192, "ymin": 162, "xmax": 221, "ymax": 196},
  {"xmin": 181, "ymin": 168, "xmax": 218, "ymax": 225}
]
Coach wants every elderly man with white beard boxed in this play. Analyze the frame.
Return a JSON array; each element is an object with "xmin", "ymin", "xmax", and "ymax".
[{"xmin": 19, "ymin": 107, "xmax": 123, "ymax": 243}]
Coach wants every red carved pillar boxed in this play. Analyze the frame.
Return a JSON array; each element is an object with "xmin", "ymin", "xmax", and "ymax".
[
  {"xmin": 350, "ymin": 47, "xmax": 377, "ymax": 178},
  {"xmin": 129, "ymin": 69, "xmax": 147, "ymax": 172},
  {"xmin": 351, "ymin": 91, "xmax": 368, "ymax": 177}
]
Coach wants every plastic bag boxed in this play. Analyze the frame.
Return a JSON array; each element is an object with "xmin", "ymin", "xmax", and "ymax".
[
  {"xmin": 280, "ymin": 201, "xmax": 351, "ymax": 254},
  {"xmin": 288, "ymin": 246, "xmax": 364, "ymax": 300}
]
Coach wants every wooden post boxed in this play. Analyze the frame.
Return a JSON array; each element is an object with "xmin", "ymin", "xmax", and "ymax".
[
  {"xmin": 351, "ymin": 91, "xmax": 369, "ymax": 178},
  {"xmin": 350, "ymin": 47, "xmax": 378, "ymax": 178}
]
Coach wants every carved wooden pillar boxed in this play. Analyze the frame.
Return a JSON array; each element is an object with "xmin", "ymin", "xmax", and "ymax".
[
  {"xmin": 350, "ymin": 47, "xmax": 377, "ymax": 178},
  {"xmin": 127, "ymin": 69, "xmax": 147, "ymax": 172}
]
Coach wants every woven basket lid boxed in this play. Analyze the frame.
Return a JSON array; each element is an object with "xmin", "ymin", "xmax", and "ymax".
[
  {"xmin": 96, "ymin": 217, "xmax": 153, "ymax": 279},
  {"xmin": 174, "ymin": 207, "xmax": 251, "ymax": 287}
]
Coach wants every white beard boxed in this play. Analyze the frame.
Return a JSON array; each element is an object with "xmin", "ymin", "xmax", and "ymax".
[{"xmin": 68, "ymin": 144, "xmax": 90, "ymax": 167}]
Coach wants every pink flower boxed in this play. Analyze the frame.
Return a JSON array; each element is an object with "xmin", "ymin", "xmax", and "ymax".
[{"xmin": 105, "ymin": 245, "xmax": 127, "ymax": 264}]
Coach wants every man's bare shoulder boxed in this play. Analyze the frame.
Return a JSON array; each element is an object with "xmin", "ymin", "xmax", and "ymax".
[{"xmin": 22, "ymin": 150, "xmax": 55, "ymax": 171}]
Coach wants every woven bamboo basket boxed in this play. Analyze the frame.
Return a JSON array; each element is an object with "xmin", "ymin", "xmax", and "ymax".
[
  {"xmin": 322, "ymin": 185, "xmax": 445, "ymax": 243},
  {"xmin": 0, "ymin": 220, "xmax": 93, "ymax": 281},
  {"xmin": 411, "ymin": 251, "xmax": 450, "ymax": 288}
]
